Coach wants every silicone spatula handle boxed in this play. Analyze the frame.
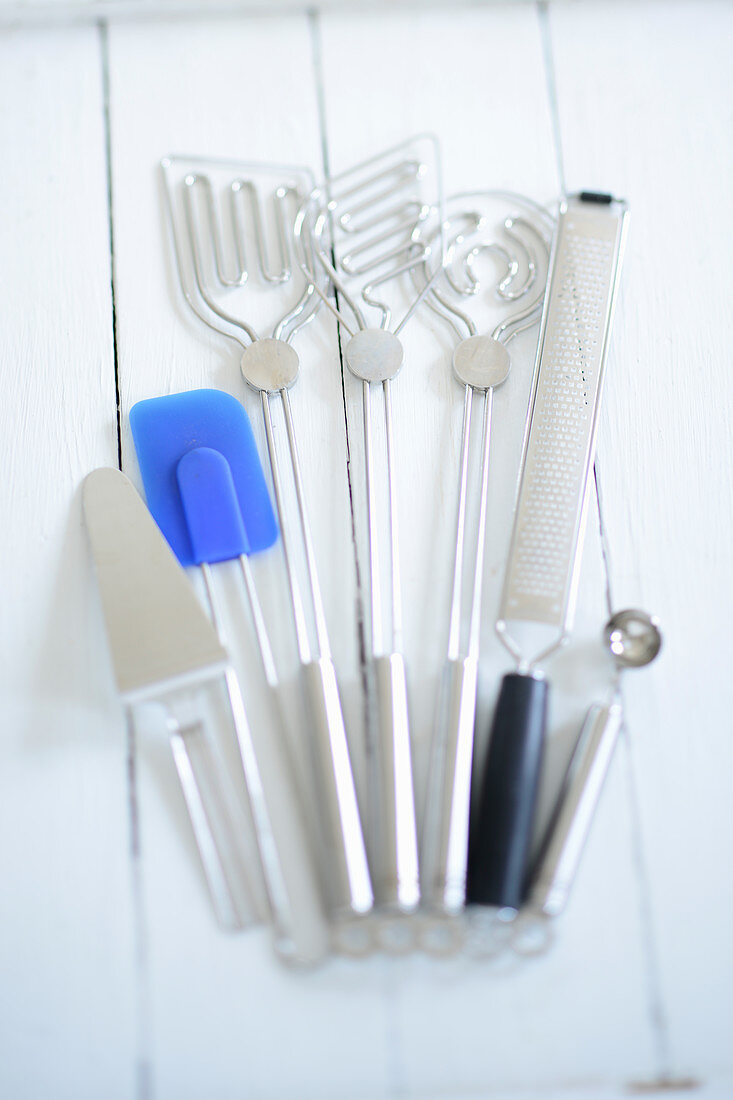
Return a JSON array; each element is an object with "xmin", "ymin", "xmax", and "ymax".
[{"xmin": 467, "ymin": 672, "xmax": 548, "ymax": 910}]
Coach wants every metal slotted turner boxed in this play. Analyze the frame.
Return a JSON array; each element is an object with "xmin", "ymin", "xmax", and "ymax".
[
  {"xmin": 83, "ymin": 467, "xmax": 255, "ymax": 931},
  {"xmin": 467, "ymin": 192, "xmax": 629, "ymax": 913},
  {"xmin": 295, "ymin": 136, "xmax": 445, "ymax": 929},
  {"xmin": 161, "ymin": 157, "xmax": 373, "ymax": 937},
  {"xmin": 130, "ymin": 387, "xmax": 329, "ymax": 965}
]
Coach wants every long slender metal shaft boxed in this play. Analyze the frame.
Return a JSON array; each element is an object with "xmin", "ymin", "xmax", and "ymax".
[
  {"xmin": 468, "ymin": 387, "xmax": 493, "ymax": 658},
  {"xmin": 260, "ymin": 390, "xmax": 311, "ymax": 664},
  {"xmin": 200, "ymin": 562, "xmax": 294, "ymax": 949},
  {"xmin": 420, "ymin": 382, "xmax": 495, "ymax": 918},
  {"xmin": 447, "ymin": 385, "xmax": 474, "ymax": 661},
  {"xmin": 444, "ymin": 384, "xmax": 494, "ymax": 662},
  {"xmin": 168, "ymin": 721, "xmax": 241, "ymax": 930},
  {"xmin": 238, "ymin": 552, "xmax": 278, "ymax": 687},
  {"xmin": 258, "ymin": 386, "xmax": 372, "ymax": 921},
  {"xmin": 280, "ymin": 386, "xmax": 332, "ymax": 661},
  {"xmin": 383, "ymin": 377, "xmax": 403, "ymax": 653},
  {"xmin": 363, "ymin": 378, "xmax": 383, "ymax": 656}
]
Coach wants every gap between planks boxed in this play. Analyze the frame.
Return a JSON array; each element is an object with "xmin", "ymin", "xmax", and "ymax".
[
  {"xmin": 99, "ymin": 21, "xmax": 153, "ymax": 1100},
  {"xmin": 540, "ymin": 3, "xmax": 673, "ymax": 1085}
]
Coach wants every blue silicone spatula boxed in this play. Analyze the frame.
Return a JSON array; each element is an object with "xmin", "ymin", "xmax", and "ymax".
[{"xmin": 130, "ymin": 388, "xmax": 328, "ymax": 965}]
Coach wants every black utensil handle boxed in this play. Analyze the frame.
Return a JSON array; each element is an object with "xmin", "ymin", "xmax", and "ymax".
[{"xmin": 467, "ymin": 672, "xmax": 548, "ymax": 910}]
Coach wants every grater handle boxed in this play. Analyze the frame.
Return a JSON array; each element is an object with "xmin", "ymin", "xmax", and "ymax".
[{"xmin": 467, "ymin": 672, "xmax": 547, "ymax": 910}]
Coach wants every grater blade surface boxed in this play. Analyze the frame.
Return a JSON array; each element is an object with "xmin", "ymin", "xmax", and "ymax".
[{"xmin": 499, "ymin": 195, "xmax": 628, "ymax": 636}]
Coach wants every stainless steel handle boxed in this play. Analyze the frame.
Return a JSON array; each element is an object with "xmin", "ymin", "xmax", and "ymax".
[
  {"xmin": 225, "ymin": 667, "xmax": 326, "ymax": 964},
  {"xmin": 255, "ymin": 684, "xmax": 331, "ymax": 967},
  {"xmin": 421, "ymin": 656, "xmax": 478, "ymax": 914},
  {"xmin": 167, "ymin": 718, "xmax": 254, "ymax": 932},
  {"xmin": 303, "ymin": 657, "xmax": 374, "ymax": 918},
  {"xmin": 371, "ymin": 652, "xmax": 419, "ymax": 911},
  {"xmin": 530, "ymin": 702, "xmax": 622, "ymax": 916}
]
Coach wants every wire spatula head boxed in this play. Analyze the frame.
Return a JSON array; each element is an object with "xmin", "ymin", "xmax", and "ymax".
[
  {"xmin": 161, "ymin": 155, "xmax": 322, "ymax": 349},
  {"xmin": 129, "ymin": 388, "xmax": 277, "ymax": 566},
  {"xmin": 295, "ymin": 134, "xmax": 445, "ymax": 337}
]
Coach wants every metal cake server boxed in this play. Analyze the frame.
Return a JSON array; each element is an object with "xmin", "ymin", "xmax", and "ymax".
[{"xmin": 83, "ymin": 467, "xmax": 258, "ymax": 934}]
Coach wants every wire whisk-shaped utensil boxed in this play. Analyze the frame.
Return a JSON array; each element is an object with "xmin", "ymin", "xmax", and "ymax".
[
  {"xmin": 161, "ymin": 155, "xmax": 374, "ymax": 933},
  {"xmin": 415, "ymin": 192, "xmax": 554, "ymax": 951},
  {"xmin": 295, "ymin": 136, "xmax": 445, "ymax": 926}
]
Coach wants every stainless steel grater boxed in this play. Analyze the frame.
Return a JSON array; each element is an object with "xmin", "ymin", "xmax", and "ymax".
[
  {"xmin": 467, "ymin": 192, "xmax": 629, "ymax": 913},
  {"xmin": 499, "ymin": 193, "xmax": 629, "ymax": 652}
]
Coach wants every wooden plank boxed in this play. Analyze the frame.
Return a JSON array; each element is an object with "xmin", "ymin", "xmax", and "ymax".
[
  {"xmin": 0, "ymin": 0, "xmax": 536, "ymax": 30},
  {"xmin": 551, "ymin": 0, "xmax": 733, "ymax": 1087},
  {"xmin": 0, "ymin": 25, "xmax": 137, "ymax": 1100},
  {"xmin": 106, "ymin": 13, "xmax": 394, "ymax": 1099},
  {"xmin": 318, "ymin": 4, "xmax": 659, "ymax": 1095}
]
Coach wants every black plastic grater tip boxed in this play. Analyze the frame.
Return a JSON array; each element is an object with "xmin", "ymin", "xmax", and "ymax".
[{"xmin": 579, "ymin": 190, "xmax": 614, "ymax": 205}]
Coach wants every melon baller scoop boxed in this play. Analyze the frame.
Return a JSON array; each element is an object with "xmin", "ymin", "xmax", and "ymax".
[
  {"xmin": 502, "ymin": 608, "xmax": 663, "ymax": 956},
  {"xmin": 161, "ymin": 156, "xmax": 373, "ymax": 945}
]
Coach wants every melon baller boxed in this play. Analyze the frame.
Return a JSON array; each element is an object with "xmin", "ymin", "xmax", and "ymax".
[{"xmin": 497, "ymin": 608, "xmax": 663, "ymax": 958}]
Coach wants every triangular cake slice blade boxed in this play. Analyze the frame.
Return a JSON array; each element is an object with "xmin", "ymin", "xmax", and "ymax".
[{"xmin": 83, "ymin": 467, "xmax": 228, "ymax": 702}]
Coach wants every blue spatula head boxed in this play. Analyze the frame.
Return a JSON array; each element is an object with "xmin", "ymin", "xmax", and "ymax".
[{"xmin": 130, "ymin": 389, "xmax": 278, "ymax": 567}]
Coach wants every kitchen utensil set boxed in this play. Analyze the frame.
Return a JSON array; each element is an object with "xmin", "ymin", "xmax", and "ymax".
[{"xmin": 83, "ymin": 139, "xmax": 658, "ymax": 966}]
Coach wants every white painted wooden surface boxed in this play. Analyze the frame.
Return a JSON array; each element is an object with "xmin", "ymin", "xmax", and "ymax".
[{"xmin": 0, "ymin": 3, "xmax": 730, "ymax": 1098}]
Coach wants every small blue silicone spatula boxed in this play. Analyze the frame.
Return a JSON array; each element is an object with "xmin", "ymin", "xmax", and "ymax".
[{"xmin": 130, "ymin": 388, "xmax": 328, "ymax": 965}]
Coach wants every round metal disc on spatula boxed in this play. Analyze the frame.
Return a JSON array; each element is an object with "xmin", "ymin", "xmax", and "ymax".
[
  {"xmin": 344, "ymin": 328, "xmax": 404, "ymax": 383},
  {"xmin": 241, "ymin": 338, "xmax": 300, "ymax": 394},
  {"xmin": 452, "ymin": 335, "xmax": 511, "ymax": 391}
]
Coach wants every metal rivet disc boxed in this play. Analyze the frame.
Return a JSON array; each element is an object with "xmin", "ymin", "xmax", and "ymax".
[
  {"xmin": 603, "ymin": 609, "xmax": 662, "ymax": 669},
  {"xmin": 240, "ymin": 338, "xmax": 300, "ymax": 393},
  {"xmin": 344, "ymin": 329, "xmax": 404, "ymax": 383},
  {"xmin": 453, "ymin": 335, "xmax": 510, "ymax": 391}
]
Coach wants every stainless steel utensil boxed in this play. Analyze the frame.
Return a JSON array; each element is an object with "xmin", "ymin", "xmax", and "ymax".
[
  {"xmin": 295, "ymin": 136, "xmax": 444, "ymax": 925},
  {"xmin": 83, "ymin": 467, "xmax": 254, "ymax": 932},
  {"xmin": 416, "ymin": 193, "xmax": 553, "ymax": 935},
  {"xmin": 467, "ymin": 192, "xmax": 630, "ymax": 912},
  {"xmin": 529, "ymin": 609, "xmax": 662, "ymax": 917},
  {"xmin": 161, "ymin": 155, "xmax": 373, "ymax": 929}
]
